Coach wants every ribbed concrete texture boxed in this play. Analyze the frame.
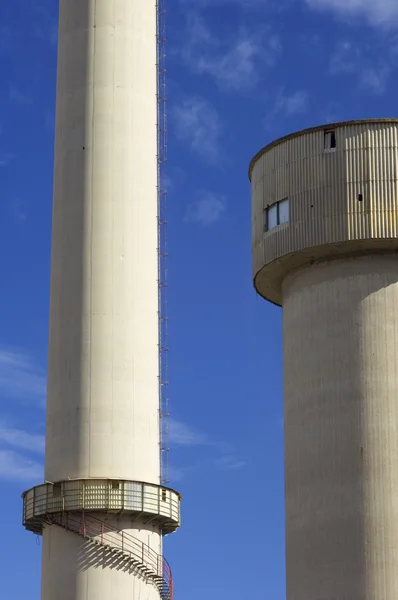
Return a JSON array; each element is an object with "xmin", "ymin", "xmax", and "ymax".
[
  {"xmin": 40, "ymin": 0, "xmax": 162, "ymax": 598},
  {"xmin": 45, "ymin": 0, "xmax": 159, "ymax": 484},
  {"xmin": 251, "ymin": 120, "xmax": 398, "ymax": 599},
  {"xmin": 283, "ymin": 255, "xmax": 398, "ymax": 600},
  {"xmin": 41, "ymin": 518, "xmax": 162, "ymax": 600},
  {"xmin": 251, "ymin": 119, "xmax": 398, "ymax": 305}
]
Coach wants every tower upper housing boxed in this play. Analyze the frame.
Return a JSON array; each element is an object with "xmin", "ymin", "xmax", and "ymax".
[{"xmin": 250, "ymin": 118, "xmax": 398, "ymax": 305}]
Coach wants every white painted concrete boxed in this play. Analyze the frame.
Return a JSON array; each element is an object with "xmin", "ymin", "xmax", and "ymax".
[
  {"xmin": 41, "ymin": 1, "xmax": 163, "ymax": 598},
  {"xmin": 41, "ymin": 520, "xmax": 162, "ymax": 600},
  {"xmin": 283, "ymin": 255, "xmax": 398, "ymax": 600},
  {"xmin": 45, "ymin": 0, "xmax": 159, "ymax": 484}
]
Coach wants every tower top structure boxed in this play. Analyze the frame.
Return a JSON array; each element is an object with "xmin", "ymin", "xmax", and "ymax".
[{"xmin": 250, "ymin": 118, "xmax": 398, "ymax": 305}]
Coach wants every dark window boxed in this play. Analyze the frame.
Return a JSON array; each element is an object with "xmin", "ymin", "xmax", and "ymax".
[
  {"xmin": 324, "ymin": 130, "xmax": 336, "ymax": 150},
  {"xmin": 111, "ymin": 481, "xmax": 120, "ymax": 490},
  {"xmin": 53, "ymin": 483, "xmax": 62, "ymax": 498}
]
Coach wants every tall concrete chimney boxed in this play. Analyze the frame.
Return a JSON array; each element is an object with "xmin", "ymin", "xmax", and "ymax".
[{"xmin": 22, "ymin": 2, "xmax": 180, "ymax": 599}]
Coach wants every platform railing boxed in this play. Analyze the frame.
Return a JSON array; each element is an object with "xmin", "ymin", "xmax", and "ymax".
[
  {"xmin": 22, "ymin": 479, "xmax": 180, "ymax": 535},
  {"xmin": 23, "ymin": 500, "xmax": 173, "ymax": 600}
]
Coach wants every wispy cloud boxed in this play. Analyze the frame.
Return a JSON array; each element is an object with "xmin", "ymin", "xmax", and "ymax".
[
  {"xmin": 0, "ymin": 348, "xmax": 46, "ymax": 405},
  {"xmin": 264, "ymin": 90, "xmax": 309, "ymax": 129},
  {"xmin": 173, "ymin": 96, "xmax": 223, "ymax": 164},
  {"xmin": 276, "ymin": 91, "xmax": 309, "ymax": 116},
  {"xmin": 305, "ymin": 0, "xmax": 398, "ymax": 26},
  {"xmin": 169, "ymin": 418, "xmax": 209, "ymax": 446},
  {"xmin": 215, "ymin": 455, "xmax": 247, "ymax": 471},
  {"xmin": 360, "ymin": 65, "xmax": 391, "ymax": 93},
  {"xmin": 0, "ymin": 424, "xmax": 44, "ymax": 454},
  {"xmin": 169, "ymin": 418, "xmax": 245, "ymax": 477},
  {"xmin": 329, "ymin": 41, "xmax": 359, "ymax": 74},
  {"xmin": 197, "ymin": 36, "xmax": 263, "ymax": 90},
  {"xmin": 0, "ymin": 450, "xmax": 43, "ymax": 482},
  {"xmin": 169, "ymin": 464, "xmax": 196, "ymax": 482},
  {"xmin": 170, "ymin": 418, "xmax": 229, "ymax": 453},
  {"xmin": 181, "ymin": 12, "xmax": 281, "ymax": 91},
  {"xmin": 329, "ymin": 41, "xmax": 392, "ymax": 93},
  {"xmin": 185, "ymin": 191, "xmax": 226, "ymax": 227}
]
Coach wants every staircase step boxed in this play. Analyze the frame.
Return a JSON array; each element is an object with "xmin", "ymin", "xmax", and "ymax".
[{"xmin": 48, "ymin": 517, "xmax": 172, "ymax": 599}]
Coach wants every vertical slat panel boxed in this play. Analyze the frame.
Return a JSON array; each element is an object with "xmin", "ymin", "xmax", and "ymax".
[{"xmin": 252, "ymin": 120, "xmax": 398, "ymax": 284}]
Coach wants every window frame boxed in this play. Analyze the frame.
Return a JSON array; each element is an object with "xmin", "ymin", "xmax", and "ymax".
[
  {"xmin": 278, "ymin": 197, "xmax": 289, "ymax": 224},
  {"xmin": 264, "ymin": 197, "xmax": 290, "ymax": 232},
  {"xmin": 266, "ymin": 203, "xmax": 278, "ymax": 230},
  {"xmin": 324, "ymin": 130, "xmax": 336, "ymax": 152}
]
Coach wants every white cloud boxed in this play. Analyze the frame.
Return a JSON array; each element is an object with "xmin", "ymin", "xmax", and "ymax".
[
  {"xmin": 173, "ymin": 97, "xmax": 223, "ymax": 164},
  {"xmin": 264, "ymin": 90, "xmax": 309, "ymax": 128},
  {"xmin": 329, "ymin": 41, "xmax": 359, "ymax": 74},
  {"xmin": 360, "ymin": 65, "xmax": 391, "ymax": 93},
  {"xmin": 185, "ymin": 191, "xmax": 226, "ymax": 227},
  {"xmin": 182, "ymin": 11, "xmax": 213, "ymax": 49},
  {"xmin": 169, "ymin": 418, "xmax": 245, "ymax": 480},
  {"xmin": 305, "ymin": 0, "xmax": 398, "ymax": 26},
  {"xmin": 0, "ymin": 450, "xmax": 43, "ymax": 482},
  {"xmin": 170, "ymin": 418, "xmax": 231, "ymax": 453},
  {"xmin": 0, "ymin": 425, "xmax": 44, "ymax": 454},
  {"xmin": 169, "ymin": 418, "xmax": 209, "ymax": 446},
  {"xmin": 0, "ymin": 348, "xmax": 46, "ymax": 405},
  {"xmin": 197, "ymin": 37, "xmax": 262, "ymax": 89},
  {"xmin": 169, "ymin": 464, "xmax": 195, "ymax": 482},
  {"xmin": 278, "ymin": 91, "xmax": 309, "ymax": 116},
  {"xmin": 215, "ymin": 455, "xmax": 247, "ymax": 471},
  {"xmin": 329, "ymin": 41, "xmax": 391, "ymax": 93},
  {"xmin": 181, "ymin": 13, "xmax": 281, "ymax": 91}
]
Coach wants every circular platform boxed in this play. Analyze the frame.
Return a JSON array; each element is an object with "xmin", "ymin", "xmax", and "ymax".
[{"xmin": 22, "ymin": 478, "xmax": 181, "ymax": 536}]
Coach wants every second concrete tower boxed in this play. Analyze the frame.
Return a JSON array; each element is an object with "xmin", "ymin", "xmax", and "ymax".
[{"xmin": 250, "ymin": 119, "xmax": 398, "ymax": 600}]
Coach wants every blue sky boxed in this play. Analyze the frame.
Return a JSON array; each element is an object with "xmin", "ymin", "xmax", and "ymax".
[{"xmin": 1, "ymin": 0, "xmax": 398, "ymax": 598}]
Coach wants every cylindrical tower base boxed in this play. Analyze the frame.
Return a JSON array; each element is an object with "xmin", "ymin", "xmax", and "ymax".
[
  {"xmin": 283, "ymin": 254, "xmax": 398, "ymax": 600},
  {"xmin": 41, "ymin": 516, "xmax": 162, "ymax": 600}
]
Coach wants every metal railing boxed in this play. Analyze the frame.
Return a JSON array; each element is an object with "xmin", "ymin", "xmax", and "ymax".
[
  {"xmin": 32, "ymin": 509, "xmax": 173, "ymax": 600},
  {"xmin": 23, "ymin": 479, "xmax": 180, "ymax": 535},
  {"xmin": 156, "ymin": 0, "xmax": 170, "ymax": 486}
]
